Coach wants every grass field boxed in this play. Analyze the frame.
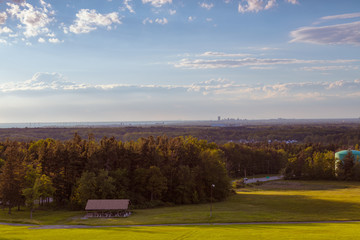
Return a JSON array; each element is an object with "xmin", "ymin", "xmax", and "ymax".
[
  {"xmin": 1, "ymin": 223, "xmax": 360, "ymax": 240},
  {"xmin": 1, "ymin": 180, "xmax": 360, "ymax": 226}
]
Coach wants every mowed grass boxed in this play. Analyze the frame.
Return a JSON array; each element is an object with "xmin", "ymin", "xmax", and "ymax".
[
  {"xmin": 1, "ymin": 223, "xmax": 360, "ymax": 240},
  {"xmin": 2, "ymin": 180, "xmax": 360, "ymax": 225}
]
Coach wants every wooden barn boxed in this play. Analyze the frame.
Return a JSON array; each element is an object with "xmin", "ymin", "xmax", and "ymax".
[{"xmin": 85, "ymin": 199, "xmax": 131, "ymax": 218}]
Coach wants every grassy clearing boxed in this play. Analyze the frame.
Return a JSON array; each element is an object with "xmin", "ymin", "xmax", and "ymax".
[
  {"xmin": 0, "ymin": 209, "xmax": 83, "ymax": 225},
  {"xmin": 1, "ymin": 223, "xmax": 360, "ymax": 240},
  {"xmin": 69, "ymin": 180, "xmax": 360, "ymax": 225},
  {"xmin": 2, "ymin": 180, "xmax": 360, "ymax": 225}
]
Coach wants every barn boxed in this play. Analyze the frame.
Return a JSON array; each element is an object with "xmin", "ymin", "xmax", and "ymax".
[{"xmin": 85, "ymin": 199, "xmax": 131, "ymax": 218}]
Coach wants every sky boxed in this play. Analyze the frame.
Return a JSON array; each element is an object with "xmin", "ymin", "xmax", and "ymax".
[{"xmin": 0, "ymin": 0, "xmax": 359, "ymax": 123}]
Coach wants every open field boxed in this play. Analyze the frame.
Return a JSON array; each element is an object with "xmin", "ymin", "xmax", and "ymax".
[
  {"xmin": 1, "ymin": 180, "xmax": 360, "ymax": 226},
  {"xmin": 1, "ymin": 223, "xmax": 360, "ymax": 240}
]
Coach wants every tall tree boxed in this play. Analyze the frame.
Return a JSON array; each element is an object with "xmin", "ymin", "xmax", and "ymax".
[
  {"xmin": 0, "ymin": 142, "xmax": 26, "ymax": 214},
  {"xmin": 22, "ymin": 164, "xmax": 41, "ymax": 219},
  {"xmin": 146, "ymin": 166, "xmax": 167, "ymax": 201}
]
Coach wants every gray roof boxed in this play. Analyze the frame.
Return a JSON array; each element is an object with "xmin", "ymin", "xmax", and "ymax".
[{"xmin": 85, "ymin": 199, "xmax": 130, "ymax": 211}]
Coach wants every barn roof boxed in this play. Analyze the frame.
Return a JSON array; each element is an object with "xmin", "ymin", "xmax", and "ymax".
[{"xmin": 85, "ymin": 199, "xmax": 130, "ymax": 211}]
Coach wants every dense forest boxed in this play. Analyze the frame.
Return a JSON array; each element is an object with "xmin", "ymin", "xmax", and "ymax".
[
  {"xmin": 0, "ymin": 135, "xmax": 232, "ymax": 213},
  {"xmin": 1, "ymin": 123, "xmax": 360, "ymax": 145},
  {"xmin": 0, "ymin": 128, "xmax": 359, "ymax": 214}
]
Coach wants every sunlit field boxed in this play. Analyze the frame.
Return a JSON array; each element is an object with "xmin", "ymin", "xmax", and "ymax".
[
  {"xmin": 1, "ymin": 222, "xmax": 360, "ymax": 240},
  {"xmin": 1, "ymin": 180, "xmax": 360, "ymax": 226}
]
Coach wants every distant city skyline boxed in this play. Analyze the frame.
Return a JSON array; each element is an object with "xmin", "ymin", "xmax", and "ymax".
[{"xmin": 0, "ymin": 0, "xmax": 359, "ymax": 122}]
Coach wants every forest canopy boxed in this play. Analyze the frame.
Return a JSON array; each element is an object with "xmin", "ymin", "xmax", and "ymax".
[
  {"xmin": 0, "ymin": 128, "xmax": 359, "ymax": 212},
  {"xmin": 0, "ymin": 135, "xmax": 231, "ymax": 211}
]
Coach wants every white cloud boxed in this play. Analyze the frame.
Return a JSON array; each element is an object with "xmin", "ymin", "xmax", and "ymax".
[
  {"xmin": 39, "ymin": 0, "xmax": 54, "ymax": 15},
  {"xmin": 6, "ymin": 1, "xmax": 53, "ymax": 38},
  {"xmin": 174, "ymin": 56, "xmax": 357, "ymax": 69},
  {"xmin": 187, "ymin": 78, "xmax": 360, "ymax": 101},
  {"xmin": 143, "ymin": 17, "xmax": 168, "ymax": 25},
  {"xmin": 285, "ymin": 0, "xmax": 298, "ymax": 4},
  {"xmin": 0, "ymin": 26, "xmax": 12, "ymax": 34},
  {"xmin": 48, "ymin": 37, "xmax": 61, "ymax": 43},
  {"xmin": 0, "ymin": 72, "xmax": 73, "ymax": 92},
  {"xmin": 155, "ymin": 17, "xmax": 168, "ymax": 25},
  {"xmin": 38, "ymin": 37, "xmax": 45, "ymax": 43},
  {"xmin": 124, "ymin": 0, "xmax": 135, "ymax": 14},
  {"xmin": 0, "ymin": 72, "xmax": 184, "ymax": 94},
  {"xmin": 0, "ymin": 39, "xmax": 7, "ymax": 44},
  {"xmin": 2, "ymin": 74, "xmax": 360, "ymax": 122},
  {"xmin": 327, "ymin": 79, "xmax": 359, "ymax": 89},
  {"xmin": 0, "ymin": 12, "xmax": 7, "ymax": 25},
  {"xmin": 265, "ymin": 0, "xmax": 277, "ymax": 10},
  {"xmin": 290, "ymin": 21, "xmax": 360, "ymax": 45},
  {"xmin": 188, "ymin": 78, "xmax": 234, "ymax": 95},
  {"xmin": 200, "ymin": 2, "xmax": 214, "ymax": 10},
  {"xmin": 169, "ymin": 9, "xmax": 176, "ymax": 15},
  {"xmin": 142, "ymin": 0, "xmax": 172, "ymax": 8},
  {"xmin": 301, "ymin": 65, "xmax": 359, "ymax": 72},
  {"xmin": 200, "ymin": 51, "xmax": 251, "ymax": 57},
  {"xmin": 238, "ymin": 0, "xmax": 268, "ymax": 13},
  {"xmin": 68, "ymin": 9, "xmax": 121, "ymax": 34},
  {"xmin": 320, "ymin": 12, "xmax": 360, "ymax": 21},
  {"xmin": 142, "ymin": 17, "xmax": 153, "ymax": 24},
  {"xmin": 259, "ymin": 47, "xmax": 279, "ymax": 51},
  {"xmin": 25, "ymin": 72, "xmax": 72, "ymax": 89},
  {"xmin": 3, "ymin": 73, "xmax": 359, "ymax": 102},
  {"xmin": 238, "ymin": 0, "xmax": 298, "ymax": 13},
  {"xmin": 188, "ymin": 16, "xmax": 195, "ymax": 22},
  {"xmin": 250, "ymin": 66, "xmax": 274, "ymax": 70}
]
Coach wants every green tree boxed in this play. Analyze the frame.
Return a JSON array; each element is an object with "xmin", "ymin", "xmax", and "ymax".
[
  {"xmin": 96, "ymin": 170, "xmax": 116, "ymax": 199},
  {"xmin": 173, "ymin": 165, "xmax": 194, "ymax": 204},
  {"xmin": 22, "ymin": 163, "xmax": 41, "ymax": 218},
  {"xmin": 0, "ymin": 142, "xmax": 26, "ymax": 214},
  {"xmin": 38, "ymin": 174, "xmax": 55, "ymax": 205},
  {"xmin": 146, "ymin": 166, "xmax": 167, "ymax": 201},
  {"xmin": 22, "ymin": 179, "xmax": 40, "ymax": 219},
  {"xmin": 72, "ymin": 171, "xmax": 97, "ymax": 207},
  {"xmin": 199, "ymin": 149, "xmax": 230, "ymax": 201},
  {"xmin": 72, "ymin": 170, "xmax": 116, "ymax": 208},
  {"xmin": 110, "ymin": 168, "xmax": 129, "ymax": 199},
  {"xmin": 336, "ymin": 151, "xmax": 355, "ymax": 180}
]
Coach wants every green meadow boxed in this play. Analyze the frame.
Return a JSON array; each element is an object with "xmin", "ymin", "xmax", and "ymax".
[
  {"xmin": 1, "ymin": 180, "xmax": 360, "ymax": 226},
  {"xmin": 1, "ymin": 223, "xmax": 360, "ymax": 240}
]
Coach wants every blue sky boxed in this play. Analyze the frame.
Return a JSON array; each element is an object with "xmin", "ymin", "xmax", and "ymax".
[{"xmin": 0, "ymin": 0, "xmax": 359, "ymax": 122}]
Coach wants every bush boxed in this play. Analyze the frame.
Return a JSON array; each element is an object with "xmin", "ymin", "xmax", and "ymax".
[{"xmin": 232, "ymin": 179, "xmax": 245, "ymax": 189}]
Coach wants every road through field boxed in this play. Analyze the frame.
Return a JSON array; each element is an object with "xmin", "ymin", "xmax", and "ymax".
[
  {"xmin": 244, "ymin": 175, "xmax": 283, "ymax": 184},
  {"xmin": 2, "ymin": 220, "xmax": 360, "ymax": 229}
]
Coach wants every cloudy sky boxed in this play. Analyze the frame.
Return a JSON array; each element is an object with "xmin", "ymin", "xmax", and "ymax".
[{"xmin": 0, "ymin": 0, "xmax": 359, "ymax": 122}]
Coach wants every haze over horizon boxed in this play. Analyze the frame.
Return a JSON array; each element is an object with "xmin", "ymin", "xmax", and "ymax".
[{"xmin": 0, "ymin": 0, "xmax": 359, "ymax": 122}]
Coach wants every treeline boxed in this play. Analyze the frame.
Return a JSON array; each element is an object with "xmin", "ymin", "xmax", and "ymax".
[
  {"xmin": 0, "ymin": 135, "xmax": 231, "ymax": 212},
  {"xmin": 1, "ymin": 133, "xmax": 359, "ymax": 214},
  {"xmin": 221, "ymin": 142, "xmax": 287, "ymax": 178},
  {"xmin": 1, "ymin": 123, "xmax": 360, "ymax": 145},
  {"xmin": 282, "ymin": 144, "xmax": 360, "ymax": 181}
]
